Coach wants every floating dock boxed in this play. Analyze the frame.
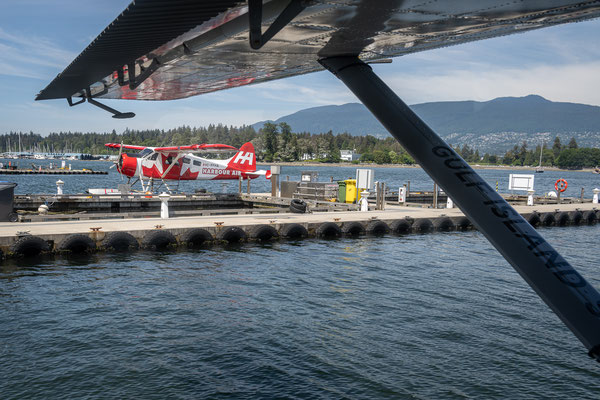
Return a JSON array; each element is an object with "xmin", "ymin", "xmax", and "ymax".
[
  {"xmin": 0, "ymin": 199, "xmax": 597, "ymax": 259},
  {"xmin": 0, "ymin": 169, "xmax": 107, "ymax": 175}
]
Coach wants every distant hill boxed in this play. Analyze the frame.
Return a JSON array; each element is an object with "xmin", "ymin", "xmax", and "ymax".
[{"xmin": 252, "ymin": 95, "xmax": 600, "ymax": 153}]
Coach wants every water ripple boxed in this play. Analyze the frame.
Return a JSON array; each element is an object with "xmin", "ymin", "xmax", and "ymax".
[{"xmin": 1, "ymin": 227, "xmax": 600, "ymax": 399}]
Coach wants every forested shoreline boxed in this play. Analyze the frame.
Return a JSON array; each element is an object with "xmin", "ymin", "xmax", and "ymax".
[{"xmin": 2, "ymin": 123, "xmax": 599, "ymax": 169}]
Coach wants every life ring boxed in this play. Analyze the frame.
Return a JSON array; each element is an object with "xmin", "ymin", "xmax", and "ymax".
[{"xmin": 555, "ymin": 179, "xmax": 568, "ymax": 192}]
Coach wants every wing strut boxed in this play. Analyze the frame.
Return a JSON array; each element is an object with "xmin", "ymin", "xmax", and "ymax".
[
  {"xmin": 318, "ymin": 55, "xmax": 600, "ymax": 361},
  {"xmin": 82, "ymin": 88, "xmax": 135, "ymax": 119},
  {"xmin": 248, "ymin": 0, "xmax": 307, "ymax": 49}
]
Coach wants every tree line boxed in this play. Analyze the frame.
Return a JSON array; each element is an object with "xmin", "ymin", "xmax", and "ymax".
[
  {"xmin": 454, "ymin": 136, "xmax": 600, "ymax": 169},
  {"xmin": 2, "ymin": 126, "xmax": 599, "ymax": 168}
]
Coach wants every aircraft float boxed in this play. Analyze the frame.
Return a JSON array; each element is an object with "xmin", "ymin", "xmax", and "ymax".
[{"xmin": 105, "ymin": 141, "xmax": 270, "ymax": 193}]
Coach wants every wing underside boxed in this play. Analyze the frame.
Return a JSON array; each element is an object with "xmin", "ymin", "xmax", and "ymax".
[{"xmin": 37, "ymin": 0, "xmax": 600, "ymax": 103}]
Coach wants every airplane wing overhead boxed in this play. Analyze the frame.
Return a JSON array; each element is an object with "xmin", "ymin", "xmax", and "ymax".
[{"xmin": 37, "ymin": 0, "xmax": 600, "ymax": 103}]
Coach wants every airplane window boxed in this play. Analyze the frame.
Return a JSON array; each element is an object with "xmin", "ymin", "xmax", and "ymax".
[
  {"xmin": 165, "ymin": 156, "xmax": 173, "ymax": 165},
  {"xmin": 182, "ymin": 157, "xmax": 190, "ymax": 164},
  {"xmin": 140, "ymin": 148, "xmax": 152, "ymax": 157},
  {"xmin": 193, "ymin": 160, "xmax": 201, "ymax": 166},
  {"xmin": 149, "ymin": 153, "xmax": 159, "ymax": 160}
]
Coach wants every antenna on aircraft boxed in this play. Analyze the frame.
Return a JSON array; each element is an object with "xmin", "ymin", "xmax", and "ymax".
[
  {"xmin": 86, "ymin": 97, "xmax": 135, "ymax": 119},
  {"xmin": 67, "ymin": 88, "xmax": 136, "ymax": 119}
]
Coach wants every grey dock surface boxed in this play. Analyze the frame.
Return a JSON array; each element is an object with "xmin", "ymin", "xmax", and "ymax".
[{"xmin": 0, "ymin": 201, "xmax": 597, "ymax": 257}]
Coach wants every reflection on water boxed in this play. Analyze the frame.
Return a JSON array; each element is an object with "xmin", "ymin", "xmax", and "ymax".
[{"xmin": 1, "ymin": 226, "xmax": 599, "ymax": 398}]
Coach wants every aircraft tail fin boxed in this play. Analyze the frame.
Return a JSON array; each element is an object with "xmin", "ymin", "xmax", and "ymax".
[{"xmin": 227, "ymin": 142, "xmax": 256, "ymax": 172}]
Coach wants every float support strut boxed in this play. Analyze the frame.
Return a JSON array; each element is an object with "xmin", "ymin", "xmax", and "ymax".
[{"xmin": 319, "ymin": 55, "xmax": 600, "ymax": 361}]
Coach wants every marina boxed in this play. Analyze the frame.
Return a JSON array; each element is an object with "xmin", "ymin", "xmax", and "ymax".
[
  {"xmin": 1, "ymin": 193, "xmax": 597, "ymax": 257},
  {"xmin": 3, "ymin": 1, "xmax": 600, "ymax": 398},
  {"xmin": 2, "ymin": 162, "xmax": 599, "ymax": 259},
  {"xmin": 0, "ymin": 160, "xmax": 597, "ymax": 259}
]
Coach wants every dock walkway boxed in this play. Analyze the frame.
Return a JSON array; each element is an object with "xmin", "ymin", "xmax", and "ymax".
[{"xmin": 0, "ymin": 202, "xmax": 597, "ymax": 258}]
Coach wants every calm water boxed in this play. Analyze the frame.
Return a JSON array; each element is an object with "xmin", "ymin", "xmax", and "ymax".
[
  {"xmin": 1, "ymin": 227, "xmax": 600, "ymax": 399},
  {"xmin": 1, "ymin": 162, "xmax": 600, "ymax": 398}
]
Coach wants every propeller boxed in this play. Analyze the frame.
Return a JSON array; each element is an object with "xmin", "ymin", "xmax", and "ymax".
[
  {"xmin": 117, "ymin": 141, "xmax": 124, "ymax": 181},
  {"xmin": 109, "ymin": 141, "xmax": 125, "ymax": 181}
]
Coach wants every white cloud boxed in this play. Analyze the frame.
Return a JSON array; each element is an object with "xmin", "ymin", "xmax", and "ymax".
[
  {"xmin": 0, "ymin": 28, "xmax": 76, "ymax": 79},
  {"xmin": 246, "ymin": 79, "xmax": 355, "ymax": 106},
  {"xmin": 382, "ymin": 61, "xmax": 600, "ymax": 106}
]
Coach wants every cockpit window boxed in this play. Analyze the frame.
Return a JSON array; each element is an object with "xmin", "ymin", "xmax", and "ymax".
[
  {"xmin": 149, "ymin": 153, "xmax": 159, "ymax": 160},
  {"xmin": 140, "ymin": 148, "xmax": 153, "ymax": 157}
]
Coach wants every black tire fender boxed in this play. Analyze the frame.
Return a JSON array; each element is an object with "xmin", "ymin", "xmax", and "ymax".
[
  {"xmin": 583, "ymin": 210, "xmax": 597, "ymax": 224},
  {"xmin": 455, "ymin": 216, "xmax": 472, "ymax": 231},
  {"xmin": 180, "ymin": 228, "xmax": 213, "ymax": 247},
  {"xmin": 433, "ymin": 217, "xmax": 455, "ymax": 232},
  {"xmin": 569, "ymin": 211, "xmax": 583, "ymax": 225},
  {"xmin": 290, "ymin": 199, "xmax": 307, "ymax": 213},
  {"xmin": 389, "ymin": 219, "xmax": 411, "ymax": 234},
  {"xmin": 249, "ymin": 224, "xmax": 279, "ymax": 241},
  {"xmin": 216, "ymin": 226, "xmax": 246, "ymax": 243},
  {"xmin": 11, "ymin": 235, "xmax": 50, "ymax": 257},
  {"xmin": 57, "ymin": 234, "xmax": 96, "ymax": 253},
  {"xmin": 315, "ymin": 222, "xmax": 341, "ymax": 238},
  {"xmin": 555, "ymin": 212, "xmax": 570, "ymax": 226},
  {"xmin": 101, "ymin": 231, "xmax": 139, "ymax": 251},
  {"xmin": 142, "ymin": 230, "xmax": 177, "ymax": 250},
  {"xmin": 280, "ymin": 223, "xmax": 308, "ymax": 239},
  {"xmin": 366, "ymin": 220, "xmax": 389, "ymax": 235},
  {"xmin": 412, "ymin": 218, "xmax": 433, "ymax": 233},
  {"xmin": 8, "ymin": 212, "xmax": 18, "ymax": 223},
  {"xmin": 341, "ymin": 221, "xmax": 365, "ymax": 237},
  {"xmin": 540, "ymin": 213, "xmax": 556, "ymax": 227},
  {"xmin": 527, "ymin": 213, "xmax": 541, "ymax": 227}
]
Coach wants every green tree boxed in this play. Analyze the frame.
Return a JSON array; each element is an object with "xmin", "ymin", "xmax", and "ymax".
[
  {"xmin": 261, "ymin": 122, "xmax": 278, "ymax": 161},
  {"xmin": 568, "ymin": 137, "xmax": 578, "ymax": 149},
  {"xmin": 552, "ymin": 136, "xmax": 562, "ymax": 158}
]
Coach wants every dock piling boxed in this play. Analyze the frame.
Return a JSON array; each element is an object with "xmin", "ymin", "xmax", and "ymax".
[
  {"xmin": 56, "ymin": 180, "xmax": 64, "ymax": 195},
  {"xmin": 527, "ymin": 190, "xmax": 535, "ymax": 206},
  {"xmin": 159, "ymin": 192, "xmax": 170, "ymax": 219}
]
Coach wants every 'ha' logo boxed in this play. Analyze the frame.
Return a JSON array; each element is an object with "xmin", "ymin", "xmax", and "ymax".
[{"xmin": 233, "ymin": 151, "xmax": 254, "ymax": 165}]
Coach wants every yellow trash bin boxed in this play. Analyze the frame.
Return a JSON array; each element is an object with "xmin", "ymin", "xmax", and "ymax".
[{"xmin": 344, "ymin": 179, "xmax": 357, "ymax": 203}]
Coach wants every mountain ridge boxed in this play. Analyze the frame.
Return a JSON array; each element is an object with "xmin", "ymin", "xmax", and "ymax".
[{"xmin": 252, "ymin": 95, "xmax": 600, "ymax": 153}]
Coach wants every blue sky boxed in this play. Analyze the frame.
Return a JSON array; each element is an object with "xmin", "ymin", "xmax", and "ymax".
[{"xmin": 1, "ymin": 0, "xmax": 599, "ymax": 135}]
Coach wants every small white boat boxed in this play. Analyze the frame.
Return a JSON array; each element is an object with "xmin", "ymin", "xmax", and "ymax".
[{"xmin": 87, "ymin": 188, "xmax": 121, "ymax": 195}]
